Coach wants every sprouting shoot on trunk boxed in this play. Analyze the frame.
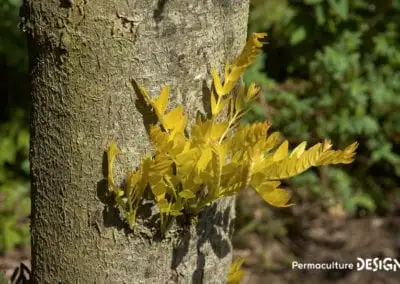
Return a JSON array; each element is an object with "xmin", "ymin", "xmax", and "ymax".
[{"xmin": 107, "ymin": 33, "xmax": 358, "ymax": 235}]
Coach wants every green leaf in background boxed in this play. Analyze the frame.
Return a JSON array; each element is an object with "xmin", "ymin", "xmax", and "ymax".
[
  {"xmin": 352, "ymin": 193, "xmax": 376, "ymax": 212},
  {"xmin": 0, "ymin": 114, "xmax": 30, "ymax": 253},
  {"xmin": 246, "ymin": 0, "xmax": 400, "ymax": 215},
  {"xmin": 290, "ymin": 27, "xmax": 306, "ymax": 45},
  {"xmin": 315, "ymin": 4, "xmax": 326, "ymax": 25},
  {"xmin": 328, "ymin": 0, "xmax": 349, "ymax": 20},
  {"xmin": 17, "ymin": 129, "xmax": 29, "ymax": 150},
  {"xmin": 0, "ymin": 137, "xmax": 16, "ymax": 164},
  {"xmin": 250, "ymin": 104, "xmax": 266, "ymax": 117},
  {"xmin": 394, "ymin": 0, "xmax": 400, "ymax": 10}
]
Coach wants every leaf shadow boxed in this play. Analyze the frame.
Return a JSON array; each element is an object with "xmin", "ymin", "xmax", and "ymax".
[
  {"xmin": 131, "ymin": 79, "xmax": 159, "ymax": 135},
  {"xmin": 170, "ymin": 201, "xmax": 235, "ymax": 282},
  {"xmin": 96, "ymin": 151, "xmax": 155, "ymax": 235},
  {"xmin": 192, "ymin": 202, "xmax": 234, "ymax": 282}
]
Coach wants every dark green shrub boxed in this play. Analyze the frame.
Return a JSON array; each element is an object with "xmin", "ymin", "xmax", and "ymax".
[
  {"xmin": 0, "ymin": 0, "xmax": 30, "ymax": 253},
  {"xmin": 0, "ymin": 111, "xmax": 30, "ymax": 253},
  {"xmin": 244, "ymin": 0, "xmax": 400, "ymax": 215}
]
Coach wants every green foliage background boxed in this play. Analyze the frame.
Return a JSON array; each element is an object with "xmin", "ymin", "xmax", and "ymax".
[
  {"xmin": 244, "ymin": 0, "xmax": 400, "ymax": 215},
  {"xmin": 0, "ymin": 0, "xmax": 30, "ymax": 253}
]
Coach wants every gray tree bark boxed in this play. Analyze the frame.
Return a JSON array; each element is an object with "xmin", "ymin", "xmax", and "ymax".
[{"xmin": 23, "ymin": 0, "xmax": 249, "ymax": 283}]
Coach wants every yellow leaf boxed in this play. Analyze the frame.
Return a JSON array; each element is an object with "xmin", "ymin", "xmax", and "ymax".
[
  {"xmin": 306, "ymin": 143, "xmax": 320, "ymax": 166},
  {"xmin": 223, "ymin": 66, "xmax": 242, "ymax": 95},
  {"xmin": 107, "ymin": 142, "xmax": 120, "ymax": 168},
  {"xmin": 263, "ymin": 141, "xmax": 358, "ymax": 180},
  {"xmin": 126, "ymin": 170, "xmax": 141, "ymax": 196},
  {"xmin": 155, "ymin": 85, "xmax": 170, "ymax": 116},
  {"xmin": 171, "ymin": 197, "xmax": 183, "ymax": 214},
  {"xmin": 181, "ymin": 174, "xmax": 199, "ymax": 192},
  {"xmin": 163, "ymin": 106, "xmax": 185, "ymax": 130},
  {"xmin": 211, "ymin": 122, "xmax": 229, "ymax": 140},
  {"xmin": 345, "ymin": 141, "xmax": 359, "ymax": 153},
  {"xmin": 222, "ymin": 33, "xmax": 266, "ymax": 96},
  {"xmin": 287, "ymin": 156, "xmax": 298, "ymax": 176},
  {"xmin": 227, "ymin": 257, "xmax": 246, "ymax": 284},
  {"xmin": 222, "ymin": 162, "xmax": 240, "ymax": 176},
  {"xmin": 232, "ymin": 33, "xmax": 266, "ymax": 67},
  {"xmin": 290, "ymin": 141, "xmax": 307, "ymax": 158},
  {"xmin": 219, "ymin": 97, "xmax": 231, "ymax": 114},
  {"xmin": 152, "ymin": 182, "xmax": 167, "ymax": 198},
  {"xmin": 254, "ymin": 181, "xmax": 281, "ymax": 194},
  {"xmin": 265, "ymin": 131, "xmax": 280, "ymax": 151},
  {"xmin": 211, "ymin": 92, "xmax": 218, "ymax": 116},
  {"xmin": 107, "ymin": 141, "xmax": 121, "ymax": 193},
  {"xmin": 259, "ymin": 188, "xmax": 294, "ymax": 207},
  {"xmin": 170, "ymin": 132, "xmax": 191, "ymax": 157},
  {"xmin": 212, "ymin": 68, "xmax": 225, "ymax": 97},
  {"xmin": 229, "ymin": 95, "xmax": 235, "ymax": 120},
  {"xmin": 175, "ymin": 149, "xmax": 198, "ymax": 163},
  {"xmin": 149, "ymin": 125, "xmax": 171, "ymax": 152},
  {"xmin": 138, "ymin": 85, "xmax": 152, "ymax": 104},
  {"xmin": 211, "ymin": 143, "xmax": 224, "ymax": 191},
  {"xmin": 250, "ymin": 172, "xmax": 266, "ymax": 187},
  {"xmin": 323, "ymin": 139, "xmax": 333, "ymax": 151},
  {"xmin": 171, "ymin": 116, "xmax": 187, "ymax": 136},
  {"xmin": 224, "ymin": 61, "xmax": 230, "ymax": 81},
  {"xmin": 235, "ymin": 84, "xmax": 246, "ymax": 113},
  {"xmin": 199, "ymin": 170, "xmax": 213, "ymax": 183},
  {"xmin": 179, "ymin": 190, "xmax": 196, "ymax": 199},
  {"xmin": 148, "ymin": 173, "xmax": 163, "ymax": 186},
  {"xmin": 247, "ymin": 82, "xmax": 260, "ymax": 100},
  {"xmin": 137, "ymin": 85, "xmax": 166, "ymax": 122},
  {"xmin": 151, "ymin": 155, "xmax": 172, "ymax": 174},
  {"xmin": 273, "ymin": 140, "xmax": 289, "ymax": 161},
  {"xmin": 158, "ymin": 198, "xmax": 169, "ymax": 211},
  {"xmin": 197, "ymin": 148, "xmax": 212, "ymax": 173},
  {"xmin": 191, "ymin": 120, "xmax": 212, "ymax": 142},
  {"xmin": 140, "ymin": 156, "xmax": 151, "ymax": 185}
]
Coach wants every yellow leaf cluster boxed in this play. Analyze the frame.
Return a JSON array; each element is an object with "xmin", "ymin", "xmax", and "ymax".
[
  {"xmin": 227, "ymin": 257, "xmax": 246, "ymax": 284},
  {"xmin": 106, "ymin": 33, "xmax": 358, "ymax": 234}
]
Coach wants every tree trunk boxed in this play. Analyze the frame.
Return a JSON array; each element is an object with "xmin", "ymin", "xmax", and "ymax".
[{"xmin": 23, "ymin": 0, "xmax": 249, "ymax": 282}]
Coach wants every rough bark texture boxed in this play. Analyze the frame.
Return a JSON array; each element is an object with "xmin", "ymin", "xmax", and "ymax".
[{"xmin": 24, "ymin": 0, "xmax": 249, "ymax": 283}]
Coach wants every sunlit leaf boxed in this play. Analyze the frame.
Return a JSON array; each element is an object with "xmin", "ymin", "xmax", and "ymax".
[
  {"xmin": 259, "ymin": 188, "xmax": 294, "ymax": 207},
  {"xmin": 235, "ymin": 84, "xmax": 246, "ymax": 113},
  {"xmin": 155, "ymin": 85, "xmax": 170, "ymax": 115},
  {"xmin": 211, "ymin": 92, "xmax": 218, "ymax": 116},
  {"xmin": 247, "ymin": 82, "xmax": 260, "ymax": 100},
  {"xmin": 179, "ymin": 190, "xmax": 196, "ymax": 199},
  {"xmin": 273, "ymin": 140, "xmax": 289, "ymax": 161},
  {"xmin": 212, "ymin": 69, "xmax": 224, "ymax": 97},
  {"xmin": 227, "ymin": 257, "xmax": 246, "ymax": 284},
  {"xmin": 197, "ymin": 148, "xmax": 212, "ymax": 173},
  {"xmin": 163, "ymin": 106, "xmax": 185, "ymax": 131},
  {"xmin": 290, "ymin": 141, "xmax": 307, "ymax": 158},
  {"xmin": 158, "ymin": 199, "xmax": 169, "ymax": 211},
  {"xmin": 107, "ymin": 141, "xmax": 121, "ymax": 193}
]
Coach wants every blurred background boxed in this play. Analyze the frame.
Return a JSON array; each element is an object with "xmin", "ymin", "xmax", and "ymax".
[
  {"xmin": 0, "ymin": 0, "xmax": 31, "ymax": 281},
  {"xmin": 0, "ymin": 0, "xmax": 399, "ymax": 283}
]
